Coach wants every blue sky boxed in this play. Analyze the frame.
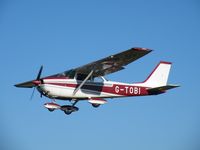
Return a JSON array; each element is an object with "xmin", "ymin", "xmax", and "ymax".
[{"xmin": 0, "ymin": 0, "xmax": 200, "ymax": 150}]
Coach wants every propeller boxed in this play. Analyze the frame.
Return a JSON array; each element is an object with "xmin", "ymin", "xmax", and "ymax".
[
  {"xmin": 30, "ymin": 65, "xmax": 43, "ymax": 100},
  {"xmin": 30, "ymin": 86, "xmax": 36, "ymax": 100},
  {"xmin": 37, "ymin": 66, "xmax": 43, "ymax": 79}
]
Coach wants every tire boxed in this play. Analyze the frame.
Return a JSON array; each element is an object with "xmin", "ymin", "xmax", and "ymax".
[
  {"xmin": 64, "ymin": 110, "xmax": 72, "ymax": 115},
  {"xmin": 48, "ymin": 108, "xmax": 55, "ymax": 112},
  {"xmin": 61, "ymin": 105, "xmax": 79, "ymax": 111},
  {"xmin": 61, "ymin": 105, "xmax": 79, "ymax": 115},
  {"xmin": 92, "ymin": 104, "xmax": 100, "ymax": 108}
]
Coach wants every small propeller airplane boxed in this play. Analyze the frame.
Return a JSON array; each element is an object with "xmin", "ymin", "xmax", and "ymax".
[{"xmin": 15, "ymin": 47, "xmax": 179, "ymax": 115}]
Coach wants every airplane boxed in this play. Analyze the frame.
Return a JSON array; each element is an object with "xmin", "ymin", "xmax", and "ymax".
[{"xmin": 15, "ymin": 47, "xmax": 179, "ymax": 115}]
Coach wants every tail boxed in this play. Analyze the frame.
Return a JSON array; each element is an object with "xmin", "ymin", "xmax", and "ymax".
[
  {"xmin": 140, "ymin": 61, "xmax": 172, "ymax": 87},
  {"xmin": 134, "ymin": 61, "xmax": 179, "ymax": 93}
]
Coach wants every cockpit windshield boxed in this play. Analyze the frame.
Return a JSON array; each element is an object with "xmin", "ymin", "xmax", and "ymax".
[{"xmin": 56, "ymin": 69, "xmax": 76, "ymax": 79}]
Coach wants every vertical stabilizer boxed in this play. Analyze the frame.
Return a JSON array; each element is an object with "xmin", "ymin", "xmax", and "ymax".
[{"xmin": 134, "ymin": 61, "xmax": 172, "ymax": 88}]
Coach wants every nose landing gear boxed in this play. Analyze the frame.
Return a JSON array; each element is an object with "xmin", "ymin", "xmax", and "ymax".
[
  {"xmin": 60, "ymin": 105, "xmax": 79, "ymax": 115},
  {"xmin": 44, "ymin": 100, "xmax": 79, "ymax": 115}
]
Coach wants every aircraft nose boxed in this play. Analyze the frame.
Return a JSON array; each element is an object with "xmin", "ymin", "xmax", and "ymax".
[{"xmin": 32, "ymin": 80, "xmax": 41, "ymax": 85}]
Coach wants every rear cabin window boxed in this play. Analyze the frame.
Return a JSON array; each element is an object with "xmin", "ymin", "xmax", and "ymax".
[{"xmin": 93, "ymin": 77, "xmax": 104, "ymax": 83}]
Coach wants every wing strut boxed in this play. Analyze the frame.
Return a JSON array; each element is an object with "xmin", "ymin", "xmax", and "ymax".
[{"xmin": 73, "ymin": 70, "xmax": 94, "ymax": 96}]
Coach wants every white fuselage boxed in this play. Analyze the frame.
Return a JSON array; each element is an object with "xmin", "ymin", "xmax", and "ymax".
[{"xmin": 37, "ymin": 78, "xmax": 145, "ymax": 100}]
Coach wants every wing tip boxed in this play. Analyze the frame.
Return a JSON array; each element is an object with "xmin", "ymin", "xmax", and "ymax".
[
  {"xmin": 14, "ymin": 84, "xmax": 18, "ymax": 87},
  {"xmin": 132, "ymin": 47, "xmax": 153, "ymax": 53}
]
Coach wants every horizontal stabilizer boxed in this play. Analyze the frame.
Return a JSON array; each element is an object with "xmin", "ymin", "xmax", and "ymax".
[{"xmin": 147, "ymin": 84, "xmax": 180, "ymax": 95}]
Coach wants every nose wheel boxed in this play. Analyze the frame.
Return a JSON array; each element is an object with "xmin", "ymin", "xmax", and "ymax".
[
  {"xmin": 60, "ymin": 105, "xmax": 79, "ymax": 115},
  {"xmin": 44, "ymin": 100, "xmax": 79, "ymax": 115},
  {"xmin": 60, "ymin": 100, "xmax": 79, "ymax": 115}
]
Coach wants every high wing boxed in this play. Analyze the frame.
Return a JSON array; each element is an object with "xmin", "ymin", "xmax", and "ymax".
[
  {"xmin": 15, "ymin": 47, "xmax": 152, "ymax": 88},
  {"xmin": 52, "ymin": 47, "xmax": 152, "ymax": 78}
]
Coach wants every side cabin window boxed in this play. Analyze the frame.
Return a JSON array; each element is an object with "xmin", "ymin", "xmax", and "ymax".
[
  {"xmin": 76, "ymin": 73, "xmax": 107, "ymax": 83},
  {"xmin": 93, "ymin": 77, "xmax": 104, "ymax": 83},
  {"xmin": 76, "ymin": 73, "xmax": 88, "ymax": 81}
]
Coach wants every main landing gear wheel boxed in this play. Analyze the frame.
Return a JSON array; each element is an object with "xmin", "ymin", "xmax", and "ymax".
[
  {"xmin": 60, "ymin": 105, "xmax": 79, "ymax": 115},
  {"xmin": 92, "ymin": 104, "xmax": 100, "ymax": 108},
  {"xmin": 48, "ymin": 108, "xmax": 55, "ymax": 112}
]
